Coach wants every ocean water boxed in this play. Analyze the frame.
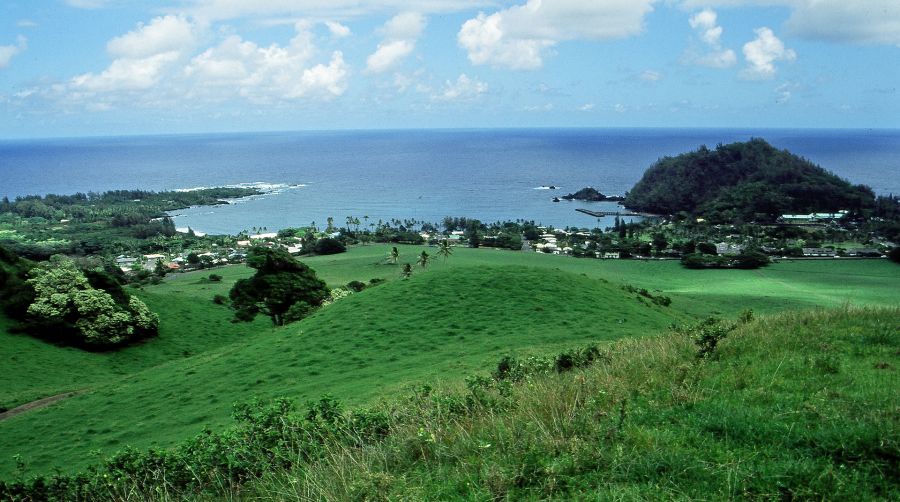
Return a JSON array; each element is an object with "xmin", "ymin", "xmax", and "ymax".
[{"xmin": 1, "ymin": 128, "xmax": 897, "ymax": 234}]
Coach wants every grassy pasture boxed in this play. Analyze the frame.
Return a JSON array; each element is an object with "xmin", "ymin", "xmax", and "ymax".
[{"xmin": 0, "ymin": 244, "xmax": 897, "ymax": 478}]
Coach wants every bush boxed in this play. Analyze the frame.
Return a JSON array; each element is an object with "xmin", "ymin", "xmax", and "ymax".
[
  {"xmin": 208, "ymin": 274, "xmax": 223, "ymax": 282},
  {"xmin": 346, "ymin": 280, "xmax": 366, "ymax": 292},
  {"xmin": 314, "ymin": 238, "xmax": 346, "ymax": 255},
  {"xmin": 212, "ymin": 294, "xmax": 227, "ymax": 305}
]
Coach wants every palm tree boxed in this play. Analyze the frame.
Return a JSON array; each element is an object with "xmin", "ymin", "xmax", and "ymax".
[
  {"xmin": 389, "ymin": 246, "xmax": 400, "ymax": 264},
  {"xmin": 437, "ymin": 239, "xmax": 453, "ymax": 261},
  {"xmin": 417, "ymin": 250, "xmax": 430, "ymax": 268},
  {"xmin": 400, "ymin": 263, "xmax": 413, "ymax": 279}
]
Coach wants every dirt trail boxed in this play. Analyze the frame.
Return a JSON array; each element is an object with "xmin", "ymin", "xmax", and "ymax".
[{"xmin": 0, "ymin": 391, "xmax": 82, "ymax": 421}]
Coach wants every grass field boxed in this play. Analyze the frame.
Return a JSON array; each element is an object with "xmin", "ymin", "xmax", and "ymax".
[
  {"xmin": 249, "ymin": 306, "xmax": 899, "ymax": 500},
  {"xmin": 1, "ymin": 245, "xmax": 897, "ymax": 478}
]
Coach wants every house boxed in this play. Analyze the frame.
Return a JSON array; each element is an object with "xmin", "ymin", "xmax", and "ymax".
[
  {"xmin": 236, "ymin": 240, "xmax": 251, "ymax": 247},
  {"xmin": 846, "ymin": 248, "xmax": 882, "ymax": 257},
  {"xmin": 715, "ymin": 242, "xmax": 745, "ymax": 255},
  {"xmin": 143, "ymin": 253, "xmax": 166, "ymax": 261},
  {"xmin": 802, "ymin": 248, "xmax": 836, "ymax": 257},
  {"xmin": 602, "ymin": 252, "xmax": 621, "ymax": 259},
  {"xmin": 249, "ymin": 232, "xmax": 278, "ymax": 240}
]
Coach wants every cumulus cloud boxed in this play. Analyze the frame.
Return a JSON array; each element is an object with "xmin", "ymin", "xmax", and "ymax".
[
  {"xmin": 106, "ymin": 15, "xmax": 197, "ymax": 59},
  {"xmin": 179, "ymin": 0, "xmax": 485, "ymax": 22},
  {"xmin": 366, "ymin": 12, "xmax": 426, "ymax": 73},
  {"xmin": 71, "ymin": 16, "xmax": 198, "ymax": 93},
  {"xmin": 433, "ymin": 73, "xmax": 487, "ymax": 101},
  {"xmin": 184, "ymin": 22, "xmax": 348, "ymax": 101},
  {"xmin": 741, "ymin": 27, "xmax": 796, "ymax": 79},
  {"xmin": 325, "ymin": 21, "xmax": 351, "ymax": 38},
  {"xmin": 0, "ymin": 36, "xmax": 27, "ymax": 70},
  {"xmin": 786, "ymin": 0, "xmax": 900, "ymax": 46},
  {"xmin": 59, "ymin": 16, "xmax": 349, "ymax": 109},
  {"xmin": 458, "ymin": 0, "xmax": 655, "ymax": 70},
  {"xmin": 685, "ymin": 9, "xmax": 737, "ymax": 68},
  {"xmin": 681, "ymin": 0, "xmax": 900, "ymax": 46}
]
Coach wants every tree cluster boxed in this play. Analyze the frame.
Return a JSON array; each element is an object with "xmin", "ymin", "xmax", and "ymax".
[
  {"xmin": 624, "ymin": 139, "xmax": 875, "ymax": 223},
  {"xmin": 229, "ymin": 247, "xmax": 330, "ymax": 326}
]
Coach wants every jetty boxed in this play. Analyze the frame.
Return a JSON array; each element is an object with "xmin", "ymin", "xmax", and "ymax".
[{"xmin": 575, "ymin": 208, "xmax": 662, "ymax": 218}]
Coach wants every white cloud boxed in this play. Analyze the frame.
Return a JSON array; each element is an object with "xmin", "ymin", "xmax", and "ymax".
[
  {"xmin": 458, "ymin": 0, "xmax": 655, "ymax": 70},
  {"xmin": 685, "ymin": 9, "xmax": 737, "ymax": 68},
  {"xmin": 433, "ymin": 73, "xmax": 487, "ymax": 101},
  {"xmin": 640, "ymin": 70, "xmax": 663, "ymax": 81},
  {"xmin": 0, "ymin": 36, "xmax": 27, "ymax": 70},
  {"xmin": 366, "ymin": 12, "xmax": 426, "ymax": 74},
  {"xmin": 381, "ymin": 11, "xmax": 426, "ymax": 40},
  {"xmin": 741, "ymin": 27, "xmax": 795, "ymax": 79},
  {"xmin": 106, "ymin": 15, "xmax": 197, "ymax": 59},
  {"xmin": 775, "ymin": 81, "xmax": 801, "ymax": 103},
  {"xmin": 17, "ymin": 20, "xmax": 38, "ymax": 28},
  {"xmin": 680, "ymin": 0, "xmax": 900, "ymax": 46},
  {"xmin": 786, "ymin": 0, "xmax": 900, "ymax": 46},
  {"xmin": 325, "ymin": 21, "xmax": 351, "ymax": 38},
  {"xmin": 72, "ymin": 51, "xmax": 182, "ymax": 91},
  {"xmin": 71, "ymin": 16, "xmax": 199, "ymax": 93},
  {"xmin": 178, "ymin": 0, "xmax": 485, "ymax": 22},
  {"xmin": 184, "ymin": 22, "xmax": 349, "ymax": 101},
  {"xmin": 367, "ymin": 40, "xmax": 416, "ymax": 73},
  {"xmin": 578, "ymin": 103, "xmax": 595, "ymax": 111},
  {"xmin": 65, "ymin": 0, "xmax": 111, "ymax": 8}
]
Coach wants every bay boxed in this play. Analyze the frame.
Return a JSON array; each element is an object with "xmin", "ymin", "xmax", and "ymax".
[{"xmin": 1, "ymin": 128, "xmax": 897, "ymax": 234}]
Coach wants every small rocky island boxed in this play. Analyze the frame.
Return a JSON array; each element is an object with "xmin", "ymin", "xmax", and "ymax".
[{"xmin": 560, "ymin": 187, "xmax": 625, "ymax": 202}]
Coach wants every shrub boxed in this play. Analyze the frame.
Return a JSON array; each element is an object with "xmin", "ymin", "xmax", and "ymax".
[
  {"xmin": 208, "ymin": 273, "xmax": 223, "ymax": 282},
  {"xmin": 346, "ymin": 280, "xmax": 366, "ymax": 292},
  {"xmin": 314, "ymin": 238, "xmax": 346, "ymax": 255},
  {"xmin": 212, "ymin": 294, "xmax": 227, "ymax": 305}
]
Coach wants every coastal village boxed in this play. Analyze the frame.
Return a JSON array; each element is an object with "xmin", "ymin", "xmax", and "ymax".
[{"xmin": 112, "ymin": 205, "xmax": 893, "ymax": 276}]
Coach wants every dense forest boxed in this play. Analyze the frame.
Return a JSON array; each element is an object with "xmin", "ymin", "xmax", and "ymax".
[{"xmin": 623, "ymin": 139, "xmax": 876, "ymax": 222}]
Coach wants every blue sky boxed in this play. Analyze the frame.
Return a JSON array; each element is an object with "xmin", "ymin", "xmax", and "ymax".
[{"xmin": 1, "ymin": 0, "xmax": 898, "ymax": 138}]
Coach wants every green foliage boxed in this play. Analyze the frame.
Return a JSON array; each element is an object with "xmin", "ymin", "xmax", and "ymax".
[
  {"xmin": 229, "ymin": 247, "xmax": 329, "ymax": 325},
  {"xmin": 624, "ymin": 139, "xmax": 875, "ymax": 222},
  {"xmin": 208, "ymin": 273, "xmax": 223, "ymax": 282},
  {"xmin": 313, "ymin": 237, "xmax": 346, "ymax": 255},
  {"xmin": 23, "ymin": 256, "xmax": 159, "ymax": 348},
  {"xmin": 681, "ymin": 251, "xmax": 769, "ymax": 270},
  {"xmin": 3, "ymin": 308, "xmax": 897, "ymax": 500},
  {"xmin": 2, "ymin": 246, "xmax": 898, "ymax": 478},
  {"xmin": 346, "ymin": 280, "xmax": 367, "ymax": 292}
]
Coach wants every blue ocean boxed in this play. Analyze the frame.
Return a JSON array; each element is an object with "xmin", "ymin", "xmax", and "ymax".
[{"xmin": 1, "ymin": 128, "xmax": 898, "ymax": 234}]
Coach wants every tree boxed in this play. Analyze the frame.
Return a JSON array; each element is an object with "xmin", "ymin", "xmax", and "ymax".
[
  {"xmin": 417, "ymin": 250, "xmax": 430, "ymax": 268},
  {"xmin": 389, "ymin": 246, "xmax": 400, "ymax": 264},
  {"xmin": 436, "ymin": 240, "xmax": 453, "ymax": 261},
  {"xmin": 229, "ymin": 247, "xmax": 329, "ymax": 326},
  {"xmin": 25, "ymin": 255, "xmax": 158, "ymax": 348},
  {"xmin": 313, "ymin": 237, "xmax": 346, "ymax": 255}
]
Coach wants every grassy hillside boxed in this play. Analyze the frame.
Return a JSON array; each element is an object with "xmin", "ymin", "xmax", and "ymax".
[
  {"xmin": 0, "ymin": 278, "xmax": 272, "ymax": 411},
  {"xmin": 247, "ymin": 307, "xmax": 900, "ymax": 500},
  {"xmin": 1, "ymin": 245, "xmax": 897, "ymax": 479},
  {"xmin": 3, "ymin": 307, "xmax": 896, "ymax": 500},
  {"xmin": 0, "ymin": 264, "xmax": 678, "ymax": 477}
]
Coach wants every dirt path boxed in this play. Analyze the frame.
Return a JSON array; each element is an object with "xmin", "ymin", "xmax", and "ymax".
[{"xmin": 0, "ymin": 391, "xmax": 82, "ymax": 421}]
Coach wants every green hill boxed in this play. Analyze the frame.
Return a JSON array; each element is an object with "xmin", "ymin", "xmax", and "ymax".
[
  {"xmin": 0, "ymin": 264, "xmax": 679, "ymax": 476},
  {"xmin": 4, "ymin": 307, "xmax": 897, "ymax": 500},
  {"xmin": 624, "ymin": 139, "xmax": 875, "ymax": 221},
  {"xmin": 2, "ymin": 245, "xmax": 897, "ymax": 480}
]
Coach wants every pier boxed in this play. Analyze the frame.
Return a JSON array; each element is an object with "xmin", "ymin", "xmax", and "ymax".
[{"xmin": 575, "ymin": 208, "xmax": 662, "ymax": 218}]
